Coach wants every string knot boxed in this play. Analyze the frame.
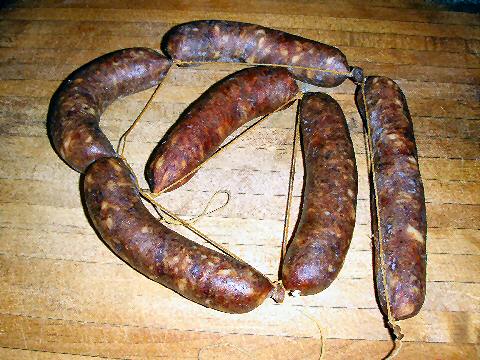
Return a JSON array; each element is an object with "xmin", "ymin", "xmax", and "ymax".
[{"xmin": 349, "ymin": 66, "xmax": 365, "ymax": 84}]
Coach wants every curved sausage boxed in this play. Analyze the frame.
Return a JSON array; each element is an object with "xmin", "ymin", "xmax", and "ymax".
[
  {"xmin": 145, "ymin": 66, "xmax": 299, "ymax": 194},
  {"xmin": 162, "ymin": 20, "xmax": 361, "ymax": 88},
  {"xmin": 48, "ymin": 48, "xmax": 172, "ymax": 172},
  {"xmin": 84, "ymin": 157, "xmax": 284, "ymax": 313},
  {"xmin": 355, "ymin": 76, "xmax": 427, "ymax": 320},
  {"xmin": 281, "ymin": 93, "xmax": 358, "ymax": 295}
]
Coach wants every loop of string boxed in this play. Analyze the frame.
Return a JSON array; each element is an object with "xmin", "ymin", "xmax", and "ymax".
[
  {"xmin": 361, "ymin": 80, "xmax": 404, "ymax": 359},
  {"xmin": 150, "ymin": 190, "xmax": 231, "ymax": 226},
  {"xmin": 174, "ymin": 59, "xmax": 354, "ymax": 77},
  {"xmin": 139, "ymin": 186, "xmax": 247, "ymax": 265}
]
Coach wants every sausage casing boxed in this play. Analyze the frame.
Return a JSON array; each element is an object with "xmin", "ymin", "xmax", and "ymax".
[
  {"xmin": 84, "ymin": 157, "xmax": 282, "ymax": 313},
  {"xmin": 146, "ymin": 66, "xmax": 299, "ymax": 193},
  {"xmin": 355, "ymin": 76, "xmax": 427, "ymax": 320},
  {"xmin": 48, "ymin": 48, "xmax": 172, "ymax": 172},
  {"xmin": 282, "ymin": 93, "xmax": 358, "ymax": 295},
  {"xmin": 162, "ymin": 20, "xmax": 352, "ymax": 88}
]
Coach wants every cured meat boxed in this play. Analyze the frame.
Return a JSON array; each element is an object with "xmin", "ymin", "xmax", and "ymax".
[
  {"xmin": 162, "ymin": 20, "xmax": 361, "ymax": 88},
  {"xmin": 84, "ymin": 157, "xmax": 284, "ymax": 313},
  {"xmin": 282, "ymin": 93, "xmax": 358, "ymax": 295},
  {"xmin": 48, "ymin": 48, "xmax": 171, "ymax": 172},
  {"xmin": 146, "ymin": 66, "xmax": 299, "ymax": 193},
  {"xmin": 356, "ymin": 76, "xmax": 427, "ymax": 320}
]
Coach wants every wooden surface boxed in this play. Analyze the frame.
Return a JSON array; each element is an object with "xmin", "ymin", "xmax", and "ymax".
[{"xmin": 1, "ymin": 1, "xmax": 479, "ymax": 359}]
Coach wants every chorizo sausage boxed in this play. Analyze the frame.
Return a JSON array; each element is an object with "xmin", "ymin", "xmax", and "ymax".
[
  {"xmin": 162, "ymin": 20, "xmax": 362, "ymax": 88},
  {"xmin": 281, "ymin": 93, "xmax": 358, "ymax": 295},
  {"xmin": 355, "ymin": 76, "xmax": 427, "ymax": 320},
  {"xmin": 84, "ymin": 157, "xmax": 284, "ymax": 313},
  {"xmin": 145, "ymin": 66, "xmax": 299, "ymax": 194},
  {"xmin": 48, "ymin": 48, "xmax": 172, "ymax": 172}
]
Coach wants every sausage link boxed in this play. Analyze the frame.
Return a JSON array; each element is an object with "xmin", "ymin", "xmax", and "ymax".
[
  {"xmin": 282, "ymin": 93, "xmax": 358, "ymax": 295},
  {"xmin": 146, "ymin": 66, "xmax": 299, "ymax": 193},
  {"xmin": 355, "ymin": 76, "xmax": 427, "ymax": 320},
  {"xmin": 84, "ymin": 157, "xmax": 283, "ymax": 313},
  {"xmin": 162, "ymin": 20, "xmax": 356, "ymax": 88},
  {"xmin": 48, "ymin": 48, "xmax": 172, "ymax": 172}
]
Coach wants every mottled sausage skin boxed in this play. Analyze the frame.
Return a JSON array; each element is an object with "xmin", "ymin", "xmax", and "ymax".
[
  {"xmin": 146, "ymin": 66, "xmax": 299, "ymax": 193},
  {"xmin": 84, "ymin": 157, "xmax": 282, "ymax": 313},
  {"xmin": 355, "ymin": 76, "xmax": 427, "ymax": 320},
  {"xmin": 162, "ymin": 20, "xmax": 353, "ymax": 88},
  {"xmin": 48, "ymin": 48, "xmax": 172, "ymax": 172},
  {"xmin": 282, "ymin": 93, "xmax": 358, "ymax": 295}
]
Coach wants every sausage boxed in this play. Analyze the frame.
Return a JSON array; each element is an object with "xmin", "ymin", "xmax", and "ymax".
[
  {"xmin": 145, "ymin": 66, "xmax": 299, "ymax": 194},
  {"xmin": 48, "ymin": 48, "xmax": 172, "ymax": 173},
  {"xmin": 355, "ymin": 76, "xmax": 427, "ymax": 320},
  {"xmin": 281, "ymin": 93, "xmax": 358, "ymax": 295},
  {"xmin": 162, "ymin": 20, "xmax": 362, "ymax": 88},
  {"xmin": 84, "ymin": 157, "xmax": 284, "ymax": 313}
]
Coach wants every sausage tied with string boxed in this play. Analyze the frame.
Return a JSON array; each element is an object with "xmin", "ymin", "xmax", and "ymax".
[
  {"xmin": 355, "ymin": 76, "xmax": 427, "ymax": 320},
  {"xmin": 162, "ymin": 20, "xmax": 363, "ymax": 88},
  {"xmin": 48, "ymin": 48, "xmax": 172, "ymax": 173},
  {"xmin": 84, "ymin": 157, "xmax": 284, "ymax": 313},
  {"xmin": 282, "ymin": 93, "xmax": 358, "ymax": 295},
  {"xmin": 146, "ymin": 66, "xmax": 299, "ymax": 194}
]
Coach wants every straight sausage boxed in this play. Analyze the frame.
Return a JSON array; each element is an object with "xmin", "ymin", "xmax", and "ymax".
[
  {"xmin": 282, "ymin": 93, "xmax": 358, "ymax": 295},
  {"xmin": 355, "ymin": 76, "xmax": 427, "ymax": 320},
  {"xmin": 162, "ymin": 20, "xmax": 362, "ymax": 88}
]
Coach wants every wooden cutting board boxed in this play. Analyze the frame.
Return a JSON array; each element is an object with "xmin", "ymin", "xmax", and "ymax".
[{"xmin": 0, "ymin": 1, "xmax": 478, "ymax": 359}]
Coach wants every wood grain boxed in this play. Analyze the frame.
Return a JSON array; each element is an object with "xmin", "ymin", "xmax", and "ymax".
[{"xmin": 0, "ymin": 0, "xmax": 479, "ymax": 359}]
